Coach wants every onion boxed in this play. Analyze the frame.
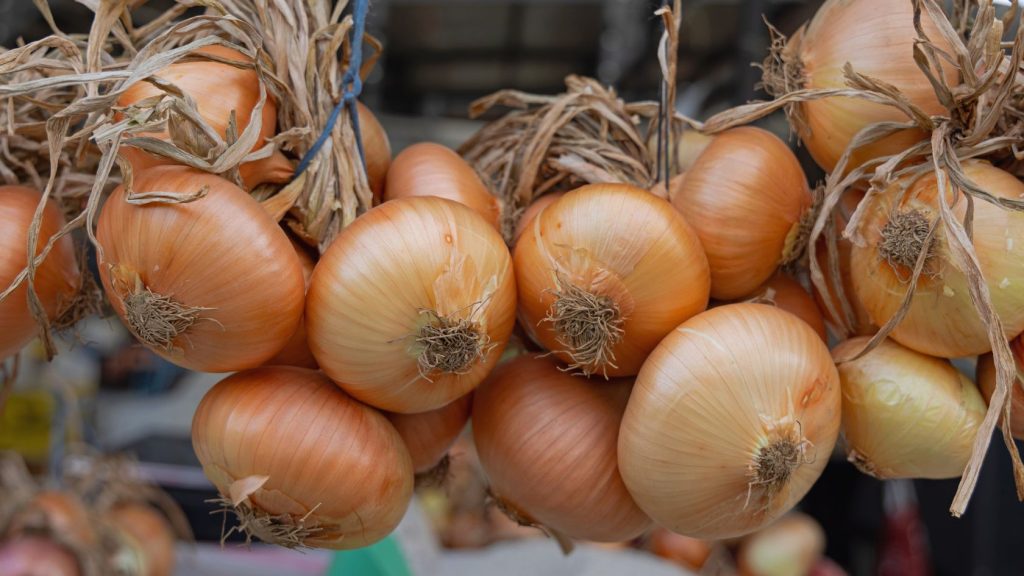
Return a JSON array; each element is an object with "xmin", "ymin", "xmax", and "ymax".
[
  {"xmin": 743, "ymin": 273, "xmax": 826, "ymax": 341},
  {"xmin": 778, "ymin": 0, "xmax": 958, "ymax": 172},
  {"xmin": 619, "ymin": 303, "xmax": 840, "ymax": 539},
  {"xmin": 307, "ymin": 196, "xmax": 516, "ymax": 413},
  {"xmin": 513, "ymin": 192, "xmax": 563, "ymax": 244},
  {"xmin": 472, "ymin": 355, "xmax": 650, "ymax": 543},
  {"xmin": 116, "ymin": 45, "xmax": 280, "ymax": 189},
  {"xmin": 976, "ymin": 346, "xmax": 1024, "ymax": 440},
  {"xmin": 832, "ymin": 337, "xmax": 986, "ymax": 479},
  {"xmin": 0, "ymin": 536, "xmax": 81, "ymax": 576},
  {"xmin": 106, "ymin": 504, "xmax": 176, "ymax": 576},
  {"xmin": 813, "ymin": 190, "xmax": 875, "ymax": 338},
  {"xmin": 515, "ymin": 183, "xmax": 710, "ymax": 376},
  {"xmin": 737, "ymin": 513, "xmax": 825, "ymax": 576},
  {"xmin": 357, "ymin": 102, "xmax": 391, "ymax": 200},
  {"xmin": 96, "ymin": 166, "xmax": 305, "ymax": 372},
  {"xmin": 386, "ymin": 393, "xmax": 472, "ymax": 475},
  {"xmin": 383, "ymin": 143, "xmax": 500, "ymax": 230},
  {"xmin": 264, "ymin": 236, "xmax": 318, "ymax": 369},
  {"xmin": 6, "ymin": 491, "xmax": 96, "ymax": 547},
  {"xmin": 649, "ymin": 529, "xmax": 712, "ymax": 572},
  {"xmin": 0, "ymin": 186, "xmax": 80, "ymax": 360},
  {"xmin": 191, "ymin": 366, "xmax": 413, "ymax": 549},
  {"xmin": 673, "ymin": 127, "xmax": 811, "ymax": 299},
  {"xmin": 850, "ymin": 161, "xmax": 1024, "ymax": 357}
]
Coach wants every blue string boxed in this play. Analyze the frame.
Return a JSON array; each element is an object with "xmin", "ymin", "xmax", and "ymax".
[{"xmin": 293, "ymin": 0, "xmax": 370, "ymax": 179}]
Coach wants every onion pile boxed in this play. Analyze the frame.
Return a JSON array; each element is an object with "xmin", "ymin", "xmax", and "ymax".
[
  {"xmin": 619, "ymin": 304, "xmax": 840, "ymax": 539},
  {"xmin": 515, "ymin": 183, "xmax": 710, "ymax": 376},
  {"xmin": 833, "ymin": 337, "xmax": 985, "ymax": 479},
  {"xmin": 0, "ymin": 186, "xmax": 80, "ymax": 361}
]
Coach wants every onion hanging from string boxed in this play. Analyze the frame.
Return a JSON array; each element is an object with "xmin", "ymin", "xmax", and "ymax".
[
  {"xmin": 6, "ymin": 491, "xmax": 97, "ymax": 547},
  {"xmin": 833, "ymin": 337, "xmax": 986, "ymax": 479},
  {"xmin": 191, "ymin": 366, "xmax": 413, "ymax": 549},
  {"xmin": 515, "ymin": 183, "xmax": 709, "ymax": 376},
  {"xmin": 97, "ymin": 166, "xmax": 305, "ymax": 372},
  {"xmin": 619, "ymin": 304, "xmax": 840, "ymax": 539},
  {"xmin": 105, "ymin": 503, "xmax": 176, "ymax": 576},
  {"xmin": 357, "ymin": 102, "xmax": 392, "ymax": 200},
  {"xmin": 0, "ymin": 186, "xmax": 80, "ymax": 360},
  {"xmin": 473, "ymin": 355, "xmax": 650, "ymax": 545},
  {"xmin": 737, "ymin": 513, "xmax": 825, "ymax": 576},
  {"xmin": 307, "ymin": 196, "xmax": 516, "ymax": 413},
  {"xmin": 673, "ymin": 127, "xmax": 811, "ymax": 299},
  {"xmin": 849, "ymin": 161, "xmax": 1024, "ymax": 358}
]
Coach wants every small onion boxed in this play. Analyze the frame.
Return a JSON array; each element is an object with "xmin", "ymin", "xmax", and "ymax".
[
  {"xmin": 782, "ymin": 0, "xmax": 958, "ymax": 172},
  {"xmin": 513, "ymin": 192, "xmax": 563, "ymax": 244},
  {"xmin": 850, "ymin": 161, "xmax": 1024, "ymax": 357},
  {"xmin": 357, "ymin": 102, "xmax": 392, "ymax": 200},
  {"xmin": 473, "ymin": 355, "xmax": 651, "ymax": 543},
  {"xmin": 0, "ymin": 536, "xmax": 81, "ymax": 576},
  {"xmin": 383, "ymin": 143, "xmax": 500, "ymax": 230},
  {"xmin": 619, "ymin": 304, "xmax": 840, "ymax": 539},
  {"xmin": 0, "ymin": 186, "xmax": 80, "ymax": 360},
  {"xmin": 116, "ymin": 45, "xmax": 280, "ymax": 189},
  {"xmin": 976, "ymin": 345, "xmax": 1024, "ymax": 440},
  {"xmin": 97, "ymin": 166, "xmax": 305, "ymax": 372},
  {"xmin": 265, "ymin": 237, "xmax": 318, "ymax": 369},
  {"xmin": 6, "ymin": 491, "xmax": 96, "ymax": 547},
  {"xmin": 649, "ymin": 529, "xmax": 712, "ymax": 572},
  {"xmin": 307, "ymin": 196, "xmax": 516, "ymax": 413},
  {"xmin": 743, "ymin": 273, "xmax": 826, "ymax": 341},
  {"xmin": 832, "ymin": 337, "xmax": 985, "ymax": 479},
  {"xmin": 515, "ymin": 183, "xmax": 710, "ymax": 376},
  {"xmin": 106, "ymin": 504, "xmax": 176, "ymax": 576},
  {"xmin": 191, "ymin": 366, "xmax": 413, "ymax": 549},
  {"xmin": 386, "ymin": 393, "xmax": 472, "ymax": 475},
  {"xmin": 737, "ymin": 513, "xmax": 826, "ymax": 576},
  {"xmin": 673, "ymin": 127, "xmax": 811, "ymax": 299}
]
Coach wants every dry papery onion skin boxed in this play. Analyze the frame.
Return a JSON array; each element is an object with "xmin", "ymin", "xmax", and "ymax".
[
  {"xmin": 976, "ymin": 346, "xmax": 1024, "ymax": 441},
  {"xmin": 619, "ymin": 303, "xmax": 840, "ymax": 539},
  {"xmin": 833, "ymin": 337, "xmax": 985, "ymax": 479},
  {"xmin": 97, "ymin": 165, "xmax": 305, "ymax": 372},
  {"xmin": 850, "ymin": 161, "xmax": 1024, "ymax": 358},
  {"xmin": 514, "ymin": 183, "xmax": 710, "ymax": 377},
  {"xmin": 473, "ymin": 355, "xmax": 651, "ymax": 543},
  {"xmin": 191, "ymin": 366, "xmax": 413, "ymax": 550},
  {"xmin": 307, "ymin": 195, "xmax": 516, "ymax": 414},
  {"xmin": 0, "ymin": 186, "xmax": 80, "ymax": 361}
]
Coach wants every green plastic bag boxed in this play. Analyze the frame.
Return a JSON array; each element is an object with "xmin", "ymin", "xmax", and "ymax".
[{"xmin": 325, "ymin": 536, "xmax": 412, "ymax": 576}]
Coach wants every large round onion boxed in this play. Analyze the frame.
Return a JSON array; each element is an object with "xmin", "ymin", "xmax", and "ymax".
[
  {"xmin": 850, "ymin": 161, "xmax": 1024, "ymax": 357},
  {"xmin": 97, "ymin": 166, "xmax": 305, "ymax": 372},
  {"xmin": 779, "ymin": 0, "xmax": 958, "ymax": 172},
  {"xmin": 833, "ymin": 337, "xmax": 985, "ymax": 479},
  {"xmin": 0, "ymin": 186, "xmax": 80, "ymax": 360},
  {"xmin": 307, "ymin": 196, "xmax": 516, "ymax": 413},
  {"xmin": 619, "ymin": 303, "xmax": 840, "ymax": 539},
  {"xmin": 515, "ymin": 183, "xmax": 710, "ymax": 376},
  {"xmin": 473, "ymin": 355, "xmax": 650, "ymax": 543},
  {"xmin": 192, "ymin": 366, "xmax": 413, "ymax": 550}
]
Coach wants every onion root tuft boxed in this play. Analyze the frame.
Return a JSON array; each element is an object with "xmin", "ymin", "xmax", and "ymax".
[
  {"xmin": 212, "ymin": 497, "xmax": 325, "ymax": 550},
  {"xmin": 415, "ymin": 310, "xmax": 490, "ymax": 377},
  {"xmin": 543, "ymin": 282, "xmax": 624, "ymax": 376},
  {"xmin": 878, "ymin": 210, "xmax": 935, "ymax": 275}
]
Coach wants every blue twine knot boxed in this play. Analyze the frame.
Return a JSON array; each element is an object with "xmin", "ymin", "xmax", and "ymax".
[{"xmin": 293, "ymin": 0, "xmax": 370, "ymax": 180}]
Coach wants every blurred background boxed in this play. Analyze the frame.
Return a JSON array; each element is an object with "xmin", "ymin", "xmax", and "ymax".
[{"xmin": 1, "ymin": 1, "xmax": 1023, "ymax": 575}]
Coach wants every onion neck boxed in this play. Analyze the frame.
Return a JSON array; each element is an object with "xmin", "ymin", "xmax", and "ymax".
[
  {"xmin": 544, "ymin": 282, "xmax": 624, "ymax": 377},
  {"xmin": 413, "ymin": 454, "xmax": 452, "ymax": 489},
  {"xmin": 490, "ymin": 492, "xmax": 575, "ymax": 555}
]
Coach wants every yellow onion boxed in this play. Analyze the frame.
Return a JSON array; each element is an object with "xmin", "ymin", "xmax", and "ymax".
[
  {"xmin": 117, "ymin": 45, "xmax": 282, "ymax": 190},
  {"xmin": 6, "ymin": 491, "xmax": 96, "ymax": 547},
  {"xmin": 743, "ymin": 273, "xmax": 826, "ymax": 341},
  {"xmin": 513, "ymin": 192, "xmax": 563, "ymax": 244},
  {"xmin": 0, "ymin": 536, "xmax": 81, "ymax": 576},
  {"xmin": 386, "ymin": 393, "xmax": 472, "ymax": 475},
  {"xmin": 357, "ymin": 102, "xmax": 392, "ymax": 200},
  {"xmin": 307, "ymin": 196, "xmax": 515, "ymax": 413},
  {"xmin": 649, "ymin": 529, "xmax": 712, "ymax": 572},
  {"xmin": 106, "ymin": 503, "xmax": 176, "ymax": 576},
  {"xmin": 97, "ymin": 166, "xmax": 305, "ymax": 372},
  {"xmin": 191, "ymin": 366, "xmax": 413, "ymax": 549},
  {"xmin": 619, "ymin": 304, "xmax": 840, "ymax": 539},
  {"xmin": 850, "ymin": 161, "xmax": 1024, "ymax": 357},
  {"xmin": 832, "ymin": 337, "xmax": 985, "ymax": 479},
  {"xmin": 383, "ymin": 143, "xmax": 500, "ymax": 230},
  {"xmin": 781, "ymin": 0, "xmax": 958, "ymax": 172},
  {"xmin": 515, "ymin": 183, "xmax": 710, "ymax": 377},
  {"xmin": 473, "ymin": 355, "xmax": 650, "ymax": 543},
  {"xmin": 0, "ymin": 186, "xmax": 80, "ymax": 360},
  {"xmin": 813, "ymin": 189, "xmax": 876, "ymax": 338},
  {"xmin": 737, "ymin": 513, "xmax": 825, "ymax": 576},
  {"xmin": 673, "ymin": 127, "xmax": 811, "ymax": 299},
  {"xmin": 265, "ymin": 236, "xmax": 318, "ymax": 369},
  {"xmin": 977, "ymin": 345, "xmax": 1024, "ymax": 440}
]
